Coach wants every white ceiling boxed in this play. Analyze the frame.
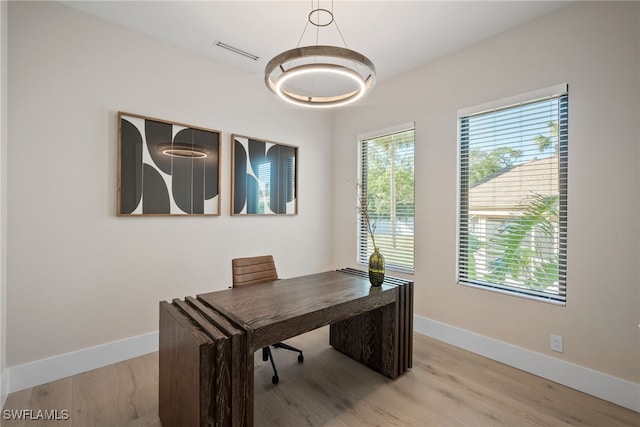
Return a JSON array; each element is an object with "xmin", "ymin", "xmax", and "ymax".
[{"xmin": 61, "ymin": 1, "xmax": 572, "ymax": 84}]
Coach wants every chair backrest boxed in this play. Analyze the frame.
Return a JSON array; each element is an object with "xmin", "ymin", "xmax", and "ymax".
[{"xmin": 231, "ymin": 255, "xmax": 279, "ymax": 287}]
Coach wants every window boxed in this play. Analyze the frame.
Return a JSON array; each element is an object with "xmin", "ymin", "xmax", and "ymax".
[
  {"xmin": 457, "ymin": 85, "xmax": 568, "ymax": 303},
  {"xmin": 358, "ymin": 124, "xmax": 415, "ymax": 273}
]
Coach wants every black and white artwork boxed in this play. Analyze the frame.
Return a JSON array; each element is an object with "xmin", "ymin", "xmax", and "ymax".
[
  {"xmin": 118, "ymin": 112, "xmax": 220, "ymax": 216},
  {"xmin": 231, "ymin": 135, "xmax": 298, "ymax": 215}
]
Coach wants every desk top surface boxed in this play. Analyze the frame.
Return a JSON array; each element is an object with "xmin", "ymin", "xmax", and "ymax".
[{"xmin": 197, "ymin": 270, "xmax": 396, "ymax": 331}]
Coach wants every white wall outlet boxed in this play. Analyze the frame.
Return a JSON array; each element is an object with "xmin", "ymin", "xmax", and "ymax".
[{"xmin": 550, "ymin": 334, "xmax": 563, "ymax": 353}]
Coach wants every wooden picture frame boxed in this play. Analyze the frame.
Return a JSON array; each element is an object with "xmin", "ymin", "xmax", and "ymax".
[
  {"xmin": 231, "ymin": 134, "xmax": 298, "ymax": 215},
  {"xmin": 117, "ymin": 112, "xmax": 221, "ymax": 216}
]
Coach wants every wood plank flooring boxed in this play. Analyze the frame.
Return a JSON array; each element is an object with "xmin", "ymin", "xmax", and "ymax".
[{"xmin": 3, "ymin": 327, "xmax": 638, "ymax": 426}]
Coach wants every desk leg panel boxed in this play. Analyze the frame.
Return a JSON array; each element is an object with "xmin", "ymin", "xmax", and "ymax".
[
  {"xmin": 406, "ymin": 282, "xmax": 414, "ymax": 371},
  {"xmin": 184, "ymin": 297, "xmax": 250, "ymax": 427},
  {"xmin": 159, "ymin": 300, "xmax": 245, "ymax": 426},
  {"xmin": 396, "ymin": 281, "xmax": 413, "ymax": 374},
  {"xmin": 173, "ymin": 299, "xmax": 236, "ymax": 426},
  {"xmin": 159, "ymin": 301, "xmax": 216, "ymax": 427},
  {"xmin": 397, "ymin": 284, "xmax": 405, "ymax": 375},
  {"xmin": 330, "ymin": 301, "xmax": 397, "ymax": 379},
  {"xmin": 330, "ymin": 279, "xmax": 414, "ymax": 379}
]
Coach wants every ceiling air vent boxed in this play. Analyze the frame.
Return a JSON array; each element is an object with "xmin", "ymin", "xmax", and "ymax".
[{"xmin": 214, "ymin": 41, "xmax": 259, "ymax": 61}]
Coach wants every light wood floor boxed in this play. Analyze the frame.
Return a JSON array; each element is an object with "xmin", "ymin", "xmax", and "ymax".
[{"xmin": 3, "ymin": 327, "xmax": 638, "ymax": 426}]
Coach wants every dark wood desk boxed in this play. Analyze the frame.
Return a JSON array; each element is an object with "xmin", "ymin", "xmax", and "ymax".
[{"xmin": 159, "ymin": 269, "xmax": 413, "ymax": 427}]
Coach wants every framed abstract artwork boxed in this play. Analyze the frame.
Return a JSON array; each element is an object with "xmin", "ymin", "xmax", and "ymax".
[
  {"xmin": 117, "ymin": 112, "xmax": 221, "ymax": 216},
  {"xmin": 231, "ymin": 134, "xmax": 298, "ymax": 215}
]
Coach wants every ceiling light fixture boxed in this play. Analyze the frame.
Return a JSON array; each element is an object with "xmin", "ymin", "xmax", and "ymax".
[{"xmin": 265, "ymin": 1, "xmax": 376, "ymax": 108}]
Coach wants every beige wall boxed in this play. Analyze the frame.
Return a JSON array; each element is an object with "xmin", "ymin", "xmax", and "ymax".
[
  {"xmin": 1, "ymin": 0, "xmax": 8, "ymax": 407},
  {"xmin": 7, "ymin": 1, "xmax": 334, "ymax": 367},
  {"xmin": 332, "ymin": 1, "xmax": 640, "ymax": 383}
]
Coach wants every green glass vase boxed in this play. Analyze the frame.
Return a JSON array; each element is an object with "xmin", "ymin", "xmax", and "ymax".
[{"xmin": 368, "ymin": 247, "xmax": 385, "ymax": 286}]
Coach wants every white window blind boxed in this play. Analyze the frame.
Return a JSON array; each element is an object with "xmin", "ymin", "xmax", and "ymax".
[
  {"xmin": 458, "ymin": 87, "xmax": 568, "ymax": 303},
  {"xmin": 359, "ymin": 125, "xmax": 415, "ymax": 273}
]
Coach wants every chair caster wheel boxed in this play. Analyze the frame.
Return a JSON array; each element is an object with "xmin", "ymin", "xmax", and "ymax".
[
  {"xmin": 272, "ymin": 375, "xmax": 279, "ymax": 385},
  {"xmin": 298, "ymin": 354, "xmax": 304, "ymax": 363}
]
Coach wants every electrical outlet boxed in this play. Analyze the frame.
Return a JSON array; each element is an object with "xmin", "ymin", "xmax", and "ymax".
[{"xmin": 550, "ymin": 334, "xmax": 563, "ymax": 353}]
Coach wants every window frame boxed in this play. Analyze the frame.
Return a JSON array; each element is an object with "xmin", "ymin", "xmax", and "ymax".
[
  {"xmin": 357, "ymin": 122, "xmax": 415, "ymax": 275},
  {"xmin": 457, "ymin": 85, "xmax": 568, "ymax": 305}
]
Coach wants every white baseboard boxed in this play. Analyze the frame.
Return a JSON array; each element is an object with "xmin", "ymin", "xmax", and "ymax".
[
  {"xmin": 414, "ymin": 315, "xmax": 640, "ymax": 412},
  {"xmin": 8, "ymin": 331, "xmax": 158, "ymax": 394}
]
